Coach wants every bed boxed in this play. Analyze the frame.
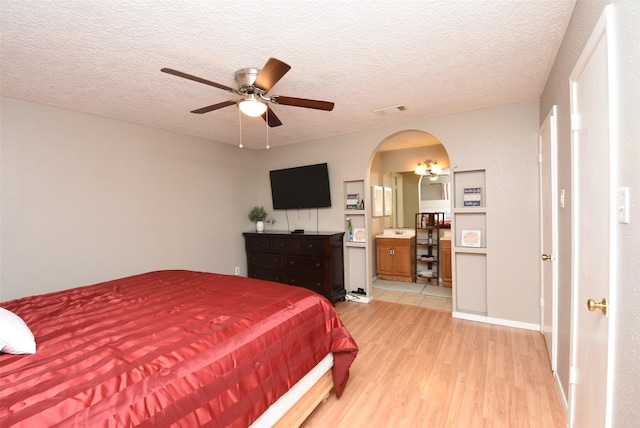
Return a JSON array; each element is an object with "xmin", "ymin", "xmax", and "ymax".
[{"xmin": 0, "ymin": 270, "xmax": 358, "ymax": 427}]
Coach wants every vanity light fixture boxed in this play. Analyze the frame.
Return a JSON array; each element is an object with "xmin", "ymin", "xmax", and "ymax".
[{"xmin": 415, "ymin": 161, "xmax": 442, "ymax": 180}]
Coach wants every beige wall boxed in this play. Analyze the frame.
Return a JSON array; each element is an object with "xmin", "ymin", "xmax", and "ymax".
[
  {"xmin": 260, "ymin": 100, "xmax": 541, "ymax": 324},
  {"xmin": 0, "ymin": 98, "xmax": 262, "ymax": 300},
  {"xmin": 2, "ymin": 97, "xmax": 541, "ymax": 326},
  {"xmin": 540, "ymin": 0, "xmax": 640, "ymax": 424},
  {"xmin": 378, "ymin": 143, "xmax": 451, "ymax": 174}
]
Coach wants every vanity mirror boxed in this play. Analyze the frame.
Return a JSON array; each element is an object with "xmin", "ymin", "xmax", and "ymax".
[{"xmin": 383, "ymin": 169, "xmax": 450, "ymax": 228}]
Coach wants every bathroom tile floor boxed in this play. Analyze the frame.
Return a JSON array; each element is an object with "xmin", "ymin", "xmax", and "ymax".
[{"xmin": 372, "ymin": 282, "xmax": 452, "ymax": 312}]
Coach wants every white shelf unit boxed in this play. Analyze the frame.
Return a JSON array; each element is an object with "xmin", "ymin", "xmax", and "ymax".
[
  {"xmin": 343, "ymin": 179, "xmax": 370, "ymax": 301},
  {"xmin": 452, "ymin": 169, "xmax": 487, "ymax": 315}
]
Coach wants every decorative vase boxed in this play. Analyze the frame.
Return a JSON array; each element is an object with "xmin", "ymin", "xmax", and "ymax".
[{"xmin": 256, "ymin": 221, "xmax": 265, "ymax": 232}]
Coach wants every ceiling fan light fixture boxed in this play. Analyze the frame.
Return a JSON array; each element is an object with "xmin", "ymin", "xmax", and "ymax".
[{"xmin": 238, "ymin": 96, "xmax": 267, "ymax": 117}]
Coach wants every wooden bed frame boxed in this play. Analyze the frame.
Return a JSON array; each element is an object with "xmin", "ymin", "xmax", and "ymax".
[{"xmin": 274, "ymin": 369, "xmax": 333, "ymax": 427}]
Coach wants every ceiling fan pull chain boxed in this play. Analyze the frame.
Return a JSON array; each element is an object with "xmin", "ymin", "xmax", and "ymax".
[
  {"xmin": 238, "ymin": 107, "xmax": 243, "ymax": 148},
  {"xmin": 265, "ymin": 106, "xmax": 270, "ymax": 149}
]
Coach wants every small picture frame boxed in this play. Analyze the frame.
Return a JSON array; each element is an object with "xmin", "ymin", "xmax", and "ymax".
[
  {"xmin": 461, "ymin": 230, "xmax": 482, "ymax": 247},
  {"xmin": 345, "ymin": 193, "xmax": 360, "ymax": 210},
  {"xmin": 372, "ymin": 186, "xmax": 383, "ymax": 217},
  {"xmin": 463, "ymin": 187, "xmax": 482, "ymax": 207},
  {"xmin": 383, "ymin": 187, "xmax": 393, "ymax": 216},
  {"xmin": 352, "ymin": 228, "xmax": 366, "ymax": 243}
]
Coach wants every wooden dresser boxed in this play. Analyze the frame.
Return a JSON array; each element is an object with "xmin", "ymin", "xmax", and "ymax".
[{"xmin": 243, "ymin": 231, "xmax": 346, "ymax": 303}]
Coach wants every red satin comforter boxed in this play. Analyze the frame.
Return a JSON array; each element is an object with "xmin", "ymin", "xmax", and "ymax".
[{"xmin": 0, "ymin": 270, "xmax": 358, "ymax": 427}]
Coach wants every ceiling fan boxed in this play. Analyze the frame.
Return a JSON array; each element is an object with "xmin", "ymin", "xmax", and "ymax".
[{"xmin": 161, "ymin": 58, "xmax": 335, "ymax": 127}]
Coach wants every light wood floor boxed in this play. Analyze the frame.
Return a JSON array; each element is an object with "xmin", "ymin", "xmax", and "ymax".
[{"xmin": 302, "ymin": 300, "xmax": 566, "ymax": 428}]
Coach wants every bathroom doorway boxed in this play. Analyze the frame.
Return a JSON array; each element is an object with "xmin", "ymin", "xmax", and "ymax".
[{"xmin": 369, "ymin": 130, "xmax": 453, "ymax": 311}]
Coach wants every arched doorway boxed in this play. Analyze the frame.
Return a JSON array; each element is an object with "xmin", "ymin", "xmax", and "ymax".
[{"xmin": 367, "ymin": 130, "xmax": 453, "ymax": 307}]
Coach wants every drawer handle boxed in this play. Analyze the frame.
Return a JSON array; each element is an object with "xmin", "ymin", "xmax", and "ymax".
[
  {"xmin": 315, "ymin": 263, "xmax": 321, "ymax": 268},
  {"xmin": 289, "ymin": 260, "xmax": 295, "ymax": 265}
]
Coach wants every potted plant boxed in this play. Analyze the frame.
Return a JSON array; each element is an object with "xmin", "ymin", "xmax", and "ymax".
[
  {"xmin": 346, "ymin": 216, "xmax": 353, "ymax": 241},
  {"xmin": 248, "ymin": 206, "xmax": 275, "ymax": 232}
]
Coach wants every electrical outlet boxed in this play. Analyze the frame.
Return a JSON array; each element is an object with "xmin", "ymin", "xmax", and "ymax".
[{"xmin": 234, "ymin": 267, "xmax": 240, "ymax": 275}]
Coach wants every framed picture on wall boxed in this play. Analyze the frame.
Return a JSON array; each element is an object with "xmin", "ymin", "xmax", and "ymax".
[
  {"xmin": 372, "ymin": 186, "xmax": 383, "ymax": 217},
  {"xmin": 463, "ymin": 187, "xmax": 482, "ymax": 207},
  {"xmin": 352, "ymin": 228, "xmax": 366, "ymax": 242},
  {"xmin": 383, "ymin": 187, "xmax": 393, "ymax": 216},
  {"xmin": 461, "ymin": 229, "xmax": 482, "ymax": 247}
]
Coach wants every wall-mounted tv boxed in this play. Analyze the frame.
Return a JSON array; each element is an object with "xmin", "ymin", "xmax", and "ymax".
[{"xmin": 269, "ymin": 163, "xmax": 332, "ymax": 209}]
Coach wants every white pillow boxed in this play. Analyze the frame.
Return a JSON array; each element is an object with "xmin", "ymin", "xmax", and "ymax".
[{"xmin": 0, "ymin": 307, "xmax": 36, "ymax": 354}]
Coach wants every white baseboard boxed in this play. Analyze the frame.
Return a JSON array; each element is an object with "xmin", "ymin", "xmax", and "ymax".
[
  {"xmin": 554, "ymin": 371, "xmax": 570, "ymax": 427},
  {"xmin": 345, "ymin": 293, "xmax": 370, "ymax": 303},
  {"xmin": 452, "ymin": 311, "xmax": 540, "ymax": 331}
]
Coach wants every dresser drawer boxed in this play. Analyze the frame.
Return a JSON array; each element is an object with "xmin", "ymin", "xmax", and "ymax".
[
  {"xmin": 286, "ymin": 256, "xmax": 326, "ymax": 273},
  {"xmin": 249, "ymin": 253, "xmax": 283, "ymax": 270},
  {"xmin": 271, "ymin": 238, "xmax": 296, "ymax": 253},
  {"xmin": 248, "ymin": 269, "xmax": 284, "ymax": 283},
  {"xmin": 246, "ymin": 237, "xmax": 271, "ymax": 252},
  {"xmin": 286, "ymin": 274, "xmax": 327, "ymax": 295},
  {"xmin": 297, "ymin": 238, "xmax": 328, "ymax": 256}
]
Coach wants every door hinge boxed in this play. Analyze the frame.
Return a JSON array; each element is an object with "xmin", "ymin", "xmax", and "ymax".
[
  {"xmin": 540, "ymin": 297, "xmax": 545, "ymax": 308},
  {"xmin": 569, "ymin": 366, "xmax": 579, "ymax": 384},
  {"xmin": 571, "ymin": 113, "xmax": 582, "ymax": 131}
]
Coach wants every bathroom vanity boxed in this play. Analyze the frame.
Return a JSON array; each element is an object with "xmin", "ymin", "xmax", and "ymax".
[
  {"xmin": 441, "ymin": 237, "xmax": 452, "ymax": 286},
  {"xmin": 375, "ymin": 231, "xmax": 416, "ymax": 283}
]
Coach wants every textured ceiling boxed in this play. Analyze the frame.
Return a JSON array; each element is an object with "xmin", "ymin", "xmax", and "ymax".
[{"xmin": 0, "ymin": 0, "xmax": 576, "ymax": 149}]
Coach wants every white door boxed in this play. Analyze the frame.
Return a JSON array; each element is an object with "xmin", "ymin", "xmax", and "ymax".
[
  {"xmin": 568, "ymin": 7, "xmax": 615, "ymax": 428},
  {"xmin": 539, "ymin": 105, "xmax": 558, "ymax": 371}
]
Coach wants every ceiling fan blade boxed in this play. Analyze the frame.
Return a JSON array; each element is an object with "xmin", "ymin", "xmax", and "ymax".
[
  {"xmin": 253, "ymin": 58, "xmax": 291, "ymax": 92},
  {"xmin": 271, "ymin": 96, "xmax": 335, "ymax": 111},
  {"xmin": 161, "ymin": 68, "xmax": 237, "ymax": 93},
  {"xmin": 191, "ymin": 100, "xmax": 237, "ymax": 114},
  {"xmin": 262, "ymin": 108, "xmax": 283, "ymax": 127}
]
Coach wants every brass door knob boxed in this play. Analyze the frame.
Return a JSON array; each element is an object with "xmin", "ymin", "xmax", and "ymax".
[
  {"xmin": 587, "ymin": 297, "xmax": 608, "ymax": 315},
  {"xmin": 541, "ymin": 253, "xmax": 551, "ymax": 261}
]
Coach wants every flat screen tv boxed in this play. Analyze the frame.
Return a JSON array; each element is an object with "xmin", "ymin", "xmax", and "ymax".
[{"xmin": 269, "ymin": 163, "xmax": 332, "ymax": 209}]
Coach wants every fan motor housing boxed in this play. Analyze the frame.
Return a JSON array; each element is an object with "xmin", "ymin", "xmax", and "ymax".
[{"xmin": 235, "ymin": 68, "xmax": 260, "ymax": 94}]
